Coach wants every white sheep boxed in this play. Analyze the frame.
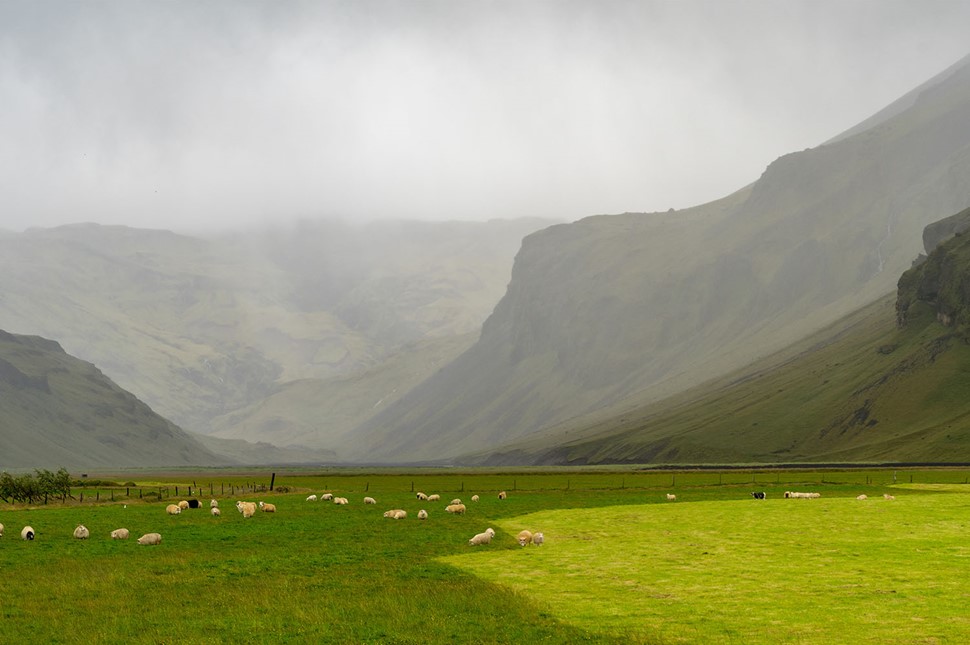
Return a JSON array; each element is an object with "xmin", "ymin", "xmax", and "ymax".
[
  {"xmin": 450, "ymin": 498, "xmax": 462, "ymax": 505},
  {"xmin": 383, "ymin": 509, "xmax": 407, "ymax": 519},
  {"xmin": 22, "ymin": 526, "xmax": 35, "ymax": 540},
  {"xmin": 111, "ymin": 528, "xmax": 130, "ymax": 540},
  {"xmin": 884, "ymin": 493, "xmax": 896, "ymax": 500},
  {"xmin": 856, "ymin": 494, "xmax": 868, "ymax": 500},
  {"xmin": 306, "ymin": 494, "xmax": 318, "ymax": 502},
  {"xmin": 210, "ymin": 499, "xmax": 219, "ymax": 508},
  {"xmin": 364, "ymin": 497, "xmax": 377, "ymax": 505},
  {"xmin": 517, "ymin": 530, "xmax": 533, "ymax": 546},
  {"xmin": 258, "ymin": 501, "xmax": 276, "ymax": 513},
  {"xmin": 471, "ymin": 495, "xmax": 480, "ymax": 502},
  {"xmin": 784, "ymin": 492, "xmax": 821, "ymax": 499},
  {"xmin": 177, "ymin": 500, "xmax": 189, "ymax": 510},
  {"xmin": 137, "ymin": 532, "xmax": 162, "ymax": 546},
  {"xmin": 166, "ymin": 503, "xmax": 182, "ymax": 515},
  {"xmin": 211, "ymin": 507, "xmax": 221, "ymax": 517},
  {"xmin": 532, "ymin": 532, "xmax": 544, "ymax": 546},
  {"xmin": 321, "ymin": 493, "xmax": 334, "ymax": 501},
  {"xmin": 468, "ymin": 528, "xmax": 496, "ymax": 546},
  {"xmin": 417, "ymin": 509, "xmax": 428, "ymax": 520},
  {"xmin": 416, "ymin": 492, "xmax": 428, "ymax": 500},
  {"xmin": 666, "ymin": 494, "xmax": 677, "ymax": 501},
  {"xmin": 73, "ymin": 524, "xmax": 90, "ymax": 540},
  {"xmin": 0, "ymin": 522, "xmax": 4, "ymax": 537},
  {"xmin": 333, "ymin": 497, "xmax": 349, "ymax": 505},
  {"xmin": 427, "ymin": 494, "xmax": 441, "ymax": 502},
  {"xmin": 236, "ymin": 501, "xmax": 257, "ymax": 518},
  {"xmin": 497, "ymin": 491, "xmax": 507, "ymax": 500},
  {"xmin": 445, "ymin": 503, "xmax": 466, "ymax": 515}
]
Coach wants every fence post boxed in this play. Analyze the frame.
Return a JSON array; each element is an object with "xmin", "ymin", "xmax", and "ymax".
[
  {"xmin": 271, "ymin": 473, "xmax": 276, "ymax": 492},
  {"xmin": 80, "ymin": 492, "xmax": 84, "ymax": 503}
]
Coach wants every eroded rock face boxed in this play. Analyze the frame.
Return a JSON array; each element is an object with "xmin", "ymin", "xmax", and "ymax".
[{"xmin": 898, "ymin": 218, "xmax": 970, "ymax": 333}]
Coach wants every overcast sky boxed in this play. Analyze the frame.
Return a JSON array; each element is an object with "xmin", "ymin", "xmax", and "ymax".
[{"xmin": 1, "ymin": 1, "xmax": 969, "ymax": 233}]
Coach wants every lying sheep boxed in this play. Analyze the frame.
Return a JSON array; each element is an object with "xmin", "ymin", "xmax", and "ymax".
[
  {"xmin": 517, "ymin": 530, "xmax": 533, "ymax": 546},
  {"xmin": 445, "ymin": 503, "xmax": 466, "ymax": 515},
  {"xmin": 497, "ymin": 491, "xmax": 507, "ymax": 500},
  {"xmin": 166, "ymin": 503, "xmax": 182, "ymax": 515},
  {"xmin": 22, "ymin": 526, "xmax": 35, "ymax": 541},
  {"xmin": 856, "ymin": 494, "xmax": 868, "ymax": 500},
  {"xmin": 364, "ymin": 497, "xmax": 377, "ymax": 505},
  {"xmin": 137, "ymin": 532, "xmax": 162, "ymax": 546},
  {"xmin": 450, "ymin": 498, "xmax": 462, "ymax": 505},
  {"xmin": 258, "ymin": 502, "xmax": 276, "ymax": 513},
  {"xmin": 111, "ymin": 528, "xmax": 130, "ymax": 540},
  {"xmin": 74, "ymin": 524, "xmax": 90, "ymax": 540},
  {"xmin": 321, "ymin": 493, "xmax": 334, "ymax": 501},
  {"xmin": 177, "ymin": 500, "xmax": 189, "ymax": 510},
  {"xmin": 383, "ymin": 509, "xmax": 407, "ymax": 519},
  {"xmin": 211, "ymin": 507, "xmax": 221, "ymax": 517},
  {"xmin": 427, "ymin": 494, "xmax": 441, "ymax": 502},
  {"xmin": 784, "ymin": 492, "xmax": 821, "ymax": 499},
  {"xmin": 666, "ymin": 494, "xmax": 677, "ymax": 501},
  {"xmin": 306, "ymin": 494, "xmax": 318, "ymax": 502},
  {"xmin": 0, "ymin": 522, "xmax": 4, "ymax": 538},
  {"xmin": 333, "ymin": 497, "xmax": 349, "ymax": 505},
  {"xmin": 471, "ymin": 494, "xmax": 480, "ymax": 502},
  {"xmin": 417, "ymin": 509, "xmax": 428, "ymax": 520},
  {"xmin": 884, "ymin": 493, "xmax": 896, "ymax": 500},
  {"xmin": 210, "ymin": 499, "xmax": 219, "ymax": 508},
  {"xmin": 416, "ymin": 492, "xmax": 428, "ymax": 500},
  {"xmin": 468, "ymin": 528, "xmax": 496, "ymax": 546},
  {"xmin": 532, "ymin": 532, "xmax": 544, "ymax": 546}
]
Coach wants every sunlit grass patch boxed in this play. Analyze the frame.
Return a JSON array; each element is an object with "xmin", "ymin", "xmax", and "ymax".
[{"xmin": 442, "ymin": 493, "xmax": 970, "ymax": 644}]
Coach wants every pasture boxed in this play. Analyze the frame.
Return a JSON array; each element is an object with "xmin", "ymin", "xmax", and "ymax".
[{"xmin": 0, "ymin": 468, "xmax": 968, "ymax": 643}]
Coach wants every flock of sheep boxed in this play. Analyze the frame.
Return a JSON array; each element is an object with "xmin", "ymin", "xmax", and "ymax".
[{"xmin": 0, "ymin": 520, "xmax": 161, "ymax": 545}]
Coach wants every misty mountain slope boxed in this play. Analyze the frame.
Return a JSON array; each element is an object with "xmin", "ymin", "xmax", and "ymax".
[
  {"xmin": 351, "ymin": 55, "xmax": 970, "ymax": 463},
  {"xmin": 0, "ymin": 218, "xmax": 551, "ymax": 435},
  {"xmin": 473, "ymin": 218, "xmax": 970, "ymax": 466},
  {"xmin": 0, "ymin": 329, "xmax": 230, "ymax": 469},
  {"xmin": 206, "ymin": 332, "xmax": 477, "ymax": 453}
]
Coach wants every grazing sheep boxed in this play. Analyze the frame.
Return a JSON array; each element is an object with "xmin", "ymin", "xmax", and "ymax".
[
  {"xmin": 321, "ymin": 493, "xmax": 334, "ymax": 501},
  {"xmin": 22, "ymin": 526, "xmax": 35, "ymax": 540},
  {"xmin": 177, "ymin": 500, "xmax": 189, "ymax": 510},
  {"xmin": 111, "ymin": 528, "xmax": 130, "ymax": 540},
  {"xmin": 0, "ymin": 522, "xmax": 4, "ymax": 537},
  {"xmin": 333, "ymin": 497, "xmax": 349, "ymax": 505},
  {"xmin": 416, "ymin": 492, "xmax": 428, "ymax": 500},
  {"xmin": 666, "ymin": 494, "xmax": 677, "ymax": 501},
  {"xmin": 166, "ymin": 504, "xmax": 182, "ymax": 515},
  {"xmin": 417, "ymin": 509, "xmax": 428, "ymax": 520},
  {"xmin": 468, "ymin": 528, "xmax": 496, "ymax": 546},
  {"xmin": 383, "ymin": 509, "xmax": 407, "ymax": 519},
  {"xmin": 187, "ymin": 499, "xmax": 201, "ymax": 509},
  {"xmin": 427, "ymin": 494, "xmax": 441, "ymax": 502},
  {"xmin": 211, "ymin": 507, "xmax": 221, "ymax": 517},
  {"xmin": 306, "ymin": 494, "xmax": 318, "ymax": 502},
  {"xmin": 450, "ymin": 498, "xmax": 462, "ymax": 505},
  {"xmin": 497, "ymin": 491, "xmax": 507, "ymax": 500},
  {"xmin": 364, "ymin": 497, "xmax": 377, "ymax": 505},
  {"xmin": 751, "ymin": 492, "xmax": 766, "ymax": 500},
  {"xmin": 137, "ymin": 532, "xmax": 162, "ymax": 546},
  {"xmin": 258, "ymin": 502, "xmax": 276, "ymax": 513},
  {"xmin": 884, "ymin": 494, "xmax": 896, "ymax": 500},
  {"xmin": 517, "ymin": 530, "xmax": 533, "ymax": 546},
  {"xmin": 532, "ymin": 532, "xmax": 544, "ymax": 546},
  {"xmin": 236, "ymin": 501, "xmax": 257, "ymax": 518},
  {"xmin": 471, "ymin": 495, "xmax": 480, "ymax": 502},
  {"xmin": 73, "ymin": 524, "xmax": 90, "ymax": 540},
  {"xmin": 210, "ymin": 499, "xmax": 219, "ymax": 508},
  {"xmin": 856, "ymin": 494, "xmax": 868, "ymax": 500},
  {"xmin": 445, "ymin": 503, "xmax": 466, "ymax": 515}
]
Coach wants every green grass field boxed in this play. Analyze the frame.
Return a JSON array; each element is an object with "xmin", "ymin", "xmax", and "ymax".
[{"xmin": 1, "ymin": 468, "xmax": 968, "ymax": 643}]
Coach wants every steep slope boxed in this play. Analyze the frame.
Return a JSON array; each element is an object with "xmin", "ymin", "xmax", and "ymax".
[
  {"xmin": 353, "ymin": 54, "xmax": 970, "ymax": 463},
  {"xmin": 468, "ymin": 211, "xmax": 970, "ymax": 465},
  {"xmin": 0, "ymin": 218, "xmax": 551, "ymax": 435},
  {"xmin": 0, "ymin": 329, "xmax": 230, "ymax": 469}
]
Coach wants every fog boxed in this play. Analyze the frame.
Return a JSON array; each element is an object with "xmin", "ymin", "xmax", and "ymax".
[{"xmin": 1, "ymin": 0, "xmax": 969, "ymax": 233}]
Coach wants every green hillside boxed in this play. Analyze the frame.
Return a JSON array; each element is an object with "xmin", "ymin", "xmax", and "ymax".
[
  {"xmin": 470, "ymin": 222, "xmax": 970, "ymax": 465},
  {"xmin": 0, "ymin": 330, "xmax": 230, "ymax": 469},
  {"xmin": 353, "ymin": 54, "xmax": 970, "ymax": 463}
]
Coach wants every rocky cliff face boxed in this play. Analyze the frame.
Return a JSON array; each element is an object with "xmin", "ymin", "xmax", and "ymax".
[
  {"xmin": 353, "ymin": 55, "xmax": 970, "ymax": 463},
  {"xmin": 898, "ymin": 214, "xmax": 970, "ymax": 334}
]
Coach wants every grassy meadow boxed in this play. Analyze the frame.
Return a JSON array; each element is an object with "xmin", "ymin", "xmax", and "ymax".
[{"xmin": 1, "ymin": 468, "xmax": 968, "ymax": 643}]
